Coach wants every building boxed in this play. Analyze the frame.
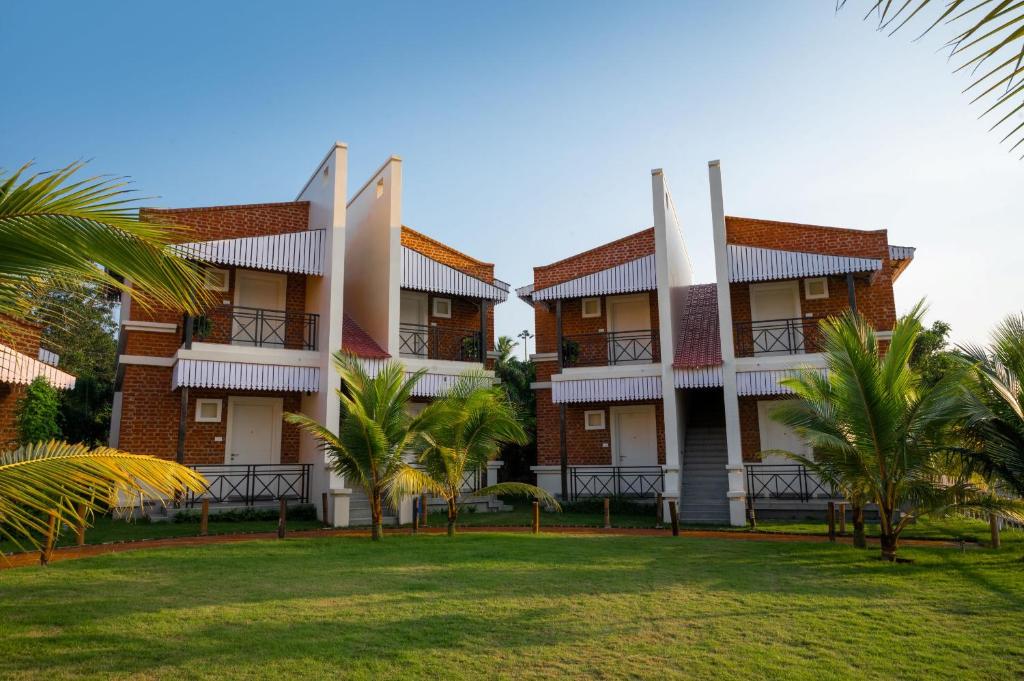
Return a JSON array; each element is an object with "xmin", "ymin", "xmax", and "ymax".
[
  {"xmin": 110, "ymin": 144, "xmax": 508, "ymax": 525},
  {"xmin": 519, "ymin": 162, "xmax": 914, "ymax": 525}
]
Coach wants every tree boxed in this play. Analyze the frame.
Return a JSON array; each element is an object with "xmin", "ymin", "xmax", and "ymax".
[
  {"xmin": 909, "ymin": 319, "xmax": 958, "ymax": 388},
  {"xmin": 15, "ymin": 377, "xmax": 61, "ymax": 445},
  {"xmin": 770, "ymin": 303, "xmax": 1023, "ymax": 561},
  {"xmin": 399, "ymin": 373, "xmax": 557, "ymax": 536},
  {"xmin": 493, "ymin": 335, "xmax": 537, "ymax": 483},
  {"xmin": 0, "ymin": 441, "xmax": 206, "ymax": 553},
  {"xmin": 285, "ymin": 354, "xmax": 445, "ymax": 541}
]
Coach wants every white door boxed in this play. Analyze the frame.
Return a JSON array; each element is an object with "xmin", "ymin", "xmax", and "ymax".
[
  {"xmin": 233, "ymin": 271, "xmax": 287, "ymax": 347},
  {"xmin": 611, "ymin": 405, "xmax": 658, "ymax": 467},
  {"xmin": 607, "ymin": 294, "xmax": 653, "ymax": 364},
  {"xmin": 226, "ymin": 396, "xmax": 282, "ymax": 465},
  {"xmin": 757, "ymin": 400, "xmax": 812, "ymax": 464},
  {"xmin": 749, "ymin": 281, "xmax": 803, "ymax": 356},
  {"xmin": 399, "ymin": 291, "xmax": 429, "ymax": 358}
]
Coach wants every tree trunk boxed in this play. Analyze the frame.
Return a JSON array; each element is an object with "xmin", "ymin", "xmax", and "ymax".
[
  {"xmin": 852, "ymin": 501, "xmax": 867, "ymax": 549},
  {"xmin": 371, "ymin": 490, "xmax": 383, "ymax": 541},
  {"xmin": 879, "ymin": 531, "xmax": 898, "ymax": 562},
  {"xmin": 447, "ymin": 498, "xmax": 457, "ymax": 537}
]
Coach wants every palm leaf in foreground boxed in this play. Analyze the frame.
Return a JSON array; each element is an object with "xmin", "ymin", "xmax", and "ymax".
[{"xmin": 0, "ymin": 441, "xmax": 207, "ymax": 554}]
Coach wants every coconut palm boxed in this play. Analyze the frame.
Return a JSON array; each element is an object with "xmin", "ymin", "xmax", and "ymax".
[
  {"xmin": 0, "ymin": 160, "xmax": 211, "ymax": 322},
  {"xmin": 396, "ymin": 373, "xmax": 557, "ymax": 536},
  {"xmin": 1, "ymin": 441, "xmax": 207, "ymax": 555},
  {"xmin": 769, "ymin": 303, "xmax": 1024, "ymax": 561},
  {"xmin": 285, "ymin": 354, "xmax": 445, "ymax": 541}
]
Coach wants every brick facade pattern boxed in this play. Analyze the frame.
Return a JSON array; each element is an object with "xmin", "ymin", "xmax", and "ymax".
[
  {"xmin": 536, "ymin": 396, "xmax": 665, "ymax": 467},
  {"xmin": 533, "ymin": 228, "xmax": 655, "ymax": 291},
  {"xmin": 401, "ymin": 226, "xmax": 495, "ymax": 282}
]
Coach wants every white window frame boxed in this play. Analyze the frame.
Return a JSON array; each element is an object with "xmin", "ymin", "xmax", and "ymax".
[
  {"xmin": 203, "ymin": 268, "xmax": 230, "ymax": 292},
  {"xmin": 581, "ymin": 297, "xmax": 601, "ymax": 318},
  {"xmin": 804, "ymin": 277, "xmax": 829, "ymax": 300},
  {"xmin": 584, "ymin": 409, "xmax": 606, "ymax": 431},
  {"xmin": 432, "ymin": 297, "xmax": 452, "ymax": 319},
  {"xmin": 195, "ymin": 398, "xmax": 223, "ymax": 423}
]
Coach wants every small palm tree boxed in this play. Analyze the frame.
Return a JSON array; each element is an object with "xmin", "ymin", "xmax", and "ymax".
[
  {"xmin": 285, "ymin": 354, "xmax": 444, "ymax": 540},
  {"xmin": 770, "ymin": 303, "xmax": 1023, "ymax": 561},
  {"xmin": 0, "ymin": 441, "xmax": 207, "ymax": 554},
  {"xmin": 398, "ymin": 373, "xmax": 558, "ymax": 536}
]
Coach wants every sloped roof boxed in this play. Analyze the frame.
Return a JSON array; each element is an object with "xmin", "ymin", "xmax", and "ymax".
[
  {"xmin": 727, "ymin": 244, "xmax": 882, "ymax": 284},
  {"xmin": 0, "ymin": 344, "xmax": 76, "ymax": 390},
  {"xmin": 401, "ymin": 246, "xmax": 509, "ymax": 302},
  {"xmin": 673, "ymin": 283, "xmax": 721, "ymax": 369},
  {"xmin": 171, "ymin": 229, "xmax": 325, "ymax": 275},
  {"xmin": 342, "ymin": 314, "xmax": 389, "ymax": 359},
  {"xmin": 529, "ymin": 254, "xmax": 657, "ymax": 302}
]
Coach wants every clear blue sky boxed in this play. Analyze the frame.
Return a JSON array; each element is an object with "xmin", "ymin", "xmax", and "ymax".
[{"xmin": 3, "ymin": 1, "xmax": 1020, "ymax": 354}]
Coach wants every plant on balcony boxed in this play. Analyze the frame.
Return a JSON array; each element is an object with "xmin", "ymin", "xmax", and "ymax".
[
  {"xmin": 192, "ymin": 315, "xmax": 213, "ymax": 340},
  {"xmin": 561, "ymin": 339, "xmax": 580, "ymax": 368},
  {"xmin": 460, "ymin": 335, "xmax": 481, "ymax": 362},
  {"xmin": 284, "ymin": 353, "xmax": 446, "ymax": 541},
  {"xmin": 395, "ymin": 372, "xmax": 559, "ymax": 536},
  {"xmin": 768, "ymin": 303, "xmax": 1024, "ymax": 562}
]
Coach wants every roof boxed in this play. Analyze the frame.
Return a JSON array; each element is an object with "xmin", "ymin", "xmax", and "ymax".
[
  {"xmin": 727, "ymin": 244, "xmax": 882, "ymax": 284},
  {"xmin": 527, "ymin": 254, "xmax": 657, "ymax": 303},
  {"xmin": 0, "ymin": 345, "xmax": 76, "ymax": 390},
  {"xmin": 401, "ymin": 246, "xmax": 509, "ymax": 302},
  {"xmin": 342, "ymin": 314, "xmax": 389, "ymax": 359},
  {"xmin": 171, "ymin": 229, "xmax": 325, "ymax": 276},
  {"xmin": 673, "ymin": 284, "xmax": 721, "ymax": 369}
]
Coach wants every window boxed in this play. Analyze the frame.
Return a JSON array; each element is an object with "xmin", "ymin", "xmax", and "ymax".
[
  {"xmin": 804, "ymin": 277, "xmax": 829, "ymax": 300},
  {"xmin": 432, "ymin": 297, "xmax": 452, "ymax": 318},
  {"xmin": 581, "ymin": 297, "xmax": 601, "ymax": 318},
  {"xmin": 195, "ymin": 399, "xmax": 222, "ymax": 423},
  {"xmin": 203, "ymin": 268, "xmax": 229, "ymax": 292},
  {"xmin": 584, "ymin": 410, "xmax": 606, "ymax": 431}
]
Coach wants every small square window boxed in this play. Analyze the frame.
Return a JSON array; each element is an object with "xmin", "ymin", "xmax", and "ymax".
[
  {"xmin": 195, "ymin": 399, "xmax": 222, "ymax": 423},
  {"xmin": 581, "ymin": 297, "xmax": 601, "ymax": 318},
  {"xmin": 804, "ymin": 277, "xmax": 829, "ymax": 300},
  {"xmin": 432, "ymin": 297, "xmax": 452, "ymax": 318},
  {"xmin": 203, "ymin": 268, "xmax": 229, "ymax": 292},
  {"xmin": 584, "ymin": 410, "xmax": 606, "ymax": 431}
]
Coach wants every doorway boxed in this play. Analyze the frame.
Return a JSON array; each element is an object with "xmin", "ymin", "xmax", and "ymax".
[{"xmin": 225, "ymin": 396, "xmax": 283, "ymax": 465}]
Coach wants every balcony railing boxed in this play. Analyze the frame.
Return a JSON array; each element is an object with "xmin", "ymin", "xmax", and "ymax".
[
  {"xmin": 569, "ymin": 466, "xmax": 664, "ymax": 500},
  {"xmin": 399, "ymin": 323, "xmax": 483, "ymax": 362},
  {"xmin": 189, "ymin": 306, "xmax": 319, "ymax": 351},
  {"xmin": 561, "ymin": 329, "xmax": 659, "ymax": 368},
  {"xmin": 185, "ymin": 463, "xmax": 312, "ymax": 506},
  {"xmin": 745, "ymin": 464, "xmax": 837, "ymax": 503},
  {"xmin": 733, "ymin": 317, "xmax": 821, "ymax": 358}
]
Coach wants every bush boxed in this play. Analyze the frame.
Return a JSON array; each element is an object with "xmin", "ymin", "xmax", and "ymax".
[
  {"xmin": 173, "ymin": 503, "xmax": 318, "ymax": 524},
  {"xmin": 15, "ymin": 376, "xmax": 61, "ymax": 444},
  {"xmin": 559, "ymin": 498, "xmax": 655, "ymax": 515}
]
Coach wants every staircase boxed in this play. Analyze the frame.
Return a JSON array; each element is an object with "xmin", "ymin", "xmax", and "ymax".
[
  {"xmin": 680, "ymin": 426, "xmax": 731, "ymax": 525},
  {"xmin": 348, "ymin": 488, "xmax": 397, "ymax": 527}
]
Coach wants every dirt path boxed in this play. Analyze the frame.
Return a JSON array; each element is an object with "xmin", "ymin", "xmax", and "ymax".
[{"xmin": 1, "ymin": 525, "xmax": 971, "ymax": 570}]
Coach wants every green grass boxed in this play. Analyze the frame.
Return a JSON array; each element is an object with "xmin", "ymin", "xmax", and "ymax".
[
  {"xmin": 429, "ymin": 505, "xmax": 658, "ymax": 528},
  {"xmin": 52, "ymin": 516, "xmax": 325, "ymax": 547},
  {"xmin": 2, "ymin": 533, "xmax": 1022, "ymax": 679}
]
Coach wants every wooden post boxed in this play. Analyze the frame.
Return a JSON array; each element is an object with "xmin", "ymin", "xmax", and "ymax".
[
  {"xmin": 420, "ymin": 493, "xmax": 428, "ymax": 527},
  {"xmin": 838, "ymin": 502, "xmax": 847, "ymax": 535},
  {"xmin": 75, "ymin": 503, "xmax": 87, "ymax": 547},
  {"xmin": 989, "ymin": 513, "xmax": 1001, "ymax": 549},
  {"xmin": 412, "ymin": 497, "xmax": 419, "ymax": 534},
  {"xmin": 603, "ymin": 497, "xmax": 611, "ymax": 529},
  {"xmin": 277, "ymin": 499, "xmax": 287, "ymax": 539},
  {"xmin": 41, "ymin": 513, "xmax": 58, "ymax": 566},
  {"xmin": 532, "ymin": 501, "xmax": 540, "ymax": 534},
  {"xmin": 827, "ymin": 502, "xmax": 836, "ymax": 542},
  {"xmin": 655, "ymin": 493, "xmax": 663, "ymax": 528},
  {"xmin": 199, "ymin": 499, "xmax": 209, "ymax": 536},
  {"xmin": 321, "ymin": 492, "xmax": 330, "ymax": 526},
  {"xmin": 668, "ymin": 500, "xmax": 679, "ymax": 537}
]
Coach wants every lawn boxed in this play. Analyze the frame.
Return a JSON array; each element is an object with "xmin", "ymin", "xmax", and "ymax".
[{"xmin": 2, "ymin": 533, "xmax": 1022, "ymax": 679}]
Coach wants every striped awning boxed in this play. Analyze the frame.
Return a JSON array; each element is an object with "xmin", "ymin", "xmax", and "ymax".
[
  {"xmin": 673, "ymin": 366, "xmax": 723, "ymax": 389},
  {"xmin": 401, "ymin": 247, "xmax": 509, "ymax": 302},
  {"xmin": 171, "ymin": 359, "xmax": 319, "ymax": 392},
  {"xmin": 358, "ymin": 358, "xmax": 497, "ymax": 397},
  {"xmin": 530, "ymin": 254, "xmax": 657, "ymax": 302},
  {"xmin": 551, "ymin": 375, "xmax": 662, "ymax": 403},
  {"xmin": 728, "ymin": 244, "xmax": 881, "ymax": 283},
  {"xmin": 889, "ymin": 244, "xmax": 915, "ymax": 260},
  {"xmin": 736, "ymin": 368, "xmax": 825, "ymax": 396},
  {"xmin": 0, "ymin": 345, "xmax": 76, "ymax": 390},
  {"xmin": 171, "ymin": 229, "xmax": 325, "ymax": 276}
]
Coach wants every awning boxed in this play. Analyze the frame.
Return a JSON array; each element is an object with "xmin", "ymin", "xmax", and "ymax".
[
  {"xmin": 673, "ymin": 367, "xmax": 723, "ymax": 389},
  {"xmin": 728, "ymin": 244, "xmax": 881, "ymax": 283},
  {"xmin": 529, "ymin": 254, "xmax": 657, "ymax": 302},
  {"xmin": 402, "ymin": 247, "xmax": 509, "ymax": 302},
  {"xmin": 358, "ymin": 358, "xmax": 496, "ymax": 397},
  {"xmin": 889, "ymin": 245, "xmax": 915, "ymax": 261},
  {"xmin": 551, "ymin": 375, "xmax": 662, "ymax": 403},
  {"xmin": 736, "ymin": 368, "xmax": 825, "ymax": 396},
  {"xmin": 171, "ymin": 360, "xmax": 319, "ymax": 392},
  {"xmin": 171, "ymin": 229, "xmax": 325, "ymax": 276},
  {"xmin": 0, "ymin": 345, "xmax": 75, "ymax": 390}
]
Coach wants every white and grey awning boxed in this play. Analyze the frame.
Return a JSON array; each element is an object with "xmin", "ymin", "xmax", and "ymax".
[
  {"xmin": 401, "ymin": 247, "xmax": 509, "ymax": 302},
  {"xmin": 551, "ymin": 375, "xmax": 662, "ymax": 403},
  {"xmin": 171, "ymin": 359, "xmax": 319, "ymax": 392},
  {"xmin": 727, "ymin": 244, "xmax": 881, "ymax": 284},
  {"xmin": 171, "ymin": 229, "xmax": 325, "ymax": 276},
  {"xmin": 673, "ymin": 366, "xmax": 723, "ymax": 389},
  {"xmin": 889, "ymin": 244, "xmax": 915, "ymax": 261},
  {"xmin": 530, "ymin": 254, "xmax": 657, "ymax": 303},
  {"xmin": 0, "ymin": 344, "xmax": 76, "ymax": 390}
]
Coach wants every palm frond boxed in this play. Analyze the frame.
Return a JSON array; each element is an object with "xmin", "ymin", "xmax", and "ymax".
[{"xmin": 476, "ymin": 482, "xmax": 562, "ymax": 512}]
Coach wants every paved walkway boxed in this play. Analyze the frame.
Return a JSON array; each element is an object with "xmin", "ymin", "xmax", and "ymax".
[{"xmin": 1, "ymin": 525, "xmax": 972, "ymax": 570}]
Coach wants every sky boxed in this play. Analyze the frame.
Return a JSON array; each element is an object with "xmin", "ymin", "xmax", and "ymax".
[{"xmin": 3, "ymin": 1, "xmax": 1021, "ymax": 357}]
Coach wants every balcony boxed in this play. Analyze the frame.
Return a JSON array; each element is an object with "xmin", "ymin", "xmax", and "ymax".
[
  {"xmin": 561, "ymin": 329, "xmax": 659, "ymax": 368},
  {"xmin": 399, "ymin": 323, "xmax": 483, "ymax": 363},
  {"xmin": 733, "ymin": 317, "xmax": 821, "ymax": 358},
  {"xmin": 568, "ymin": 466, "xmax": 664, "ymax": 500},
  {"xmin": 188, "ymin": 306, "xmax": 319, "ymax": 351}
]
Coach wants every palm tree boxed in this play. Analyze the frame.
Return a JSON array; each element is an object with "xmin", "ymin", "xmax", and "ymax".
[
  {"xmin": 0, "ymin": 161, "xmax": 211, "ymax": 323},
  {"xmin": 1, "ymin": 441, "xmax": 206, "ymax": 554},
  {"xmin": 285, "ymin": 354, "xmax": 444, "ymax": 540},
  {"xmin": 770, "ymin": 303, "xmax": 1023, "ymax": 561},
  {"xmin": 397, "ymin": 373, "xmax": 558, "ymax": 536}
]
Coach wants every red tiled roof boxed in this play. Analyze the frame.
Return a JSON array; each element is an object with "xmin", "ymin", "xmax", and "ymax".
[
  {"xmin": 342, "ymin": 314, "xmax": 389, "ymax": 359},
  {"xmin": 673, "ymin": 283, "xmax": 721, "ymax": 369}
]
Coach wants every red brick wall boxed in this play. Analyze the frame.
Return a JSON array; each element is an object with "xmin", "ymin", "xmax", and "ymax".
[
  {"xmin": 536, "ymin": 398, "xmax": 665, "ymax": 466},
  {"xmin": 1, "ymin": 315, "xmax": 43, "ymax": 356},
  {"xmin": 422, "ymin": 293, "xmax": 495, "ymax": 355},
  {"xmin": 534, "ymin": 229, "xmax": 654, "ymax": 290},
  {"xmin": 0, "ymin": 383, "xmax": 26, "ymax": 448},
  {"xmin": 535, "ymin": 293, "xmax": 660, "ymax": 360},
  {"xmin": 141, "ymin": 202, "xmax": 310, "ymax": 243},
  {"xmin": 401, "ymin": 227, "xmax": 495, "ymax": 282}
]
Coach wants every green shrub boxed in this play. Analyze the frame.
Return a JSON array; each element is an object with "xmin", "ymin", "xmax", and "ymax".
[
  {"xmin": 172, "ymin": 503, "xmax": 318, "ymax": 523},
  {"xmin": 15, "ymin": 376, "xmax": 62, "ymax": 444},
  {"xmin": 559, "ymin": 498, "xmax": 654, "ymax": 515}
]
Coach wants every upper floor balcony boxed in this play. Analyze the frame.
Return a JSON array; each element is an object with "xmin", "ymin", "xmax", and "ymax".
[
  {"xmin": 733, "ymin": 317, "xmax": 821, "ymax": 358},
  {"xmin": 187, "ymin": 305, "xmax": 319, "ymax": 351},
  {"xmin": 399, "ymin": 323, "xmax": 483, "ymax": 362},
  {"xmin": 561, "ymin": 329, "xmax": 660, "ymax": 368}
]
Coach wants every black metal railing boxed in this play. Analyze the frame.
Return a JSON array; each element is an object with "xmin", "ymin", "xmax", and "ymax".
[
  {"xmin": 745, "ymin": 464, "xmax": 837, "ymax": 503},
  {"xmin": 399, "ymin": 323, "xmax": 483, "ymax": 362},
  {"xmin": 459, "ymin": 468, "xmax": 484, "ymax": 493},
  {"xmin": 561, "ymin": 329, "xmax": 660, "ymax": 368},
  {"xmin": 569, "ymin": 466, "xmax": 664, "ymax": 500},
  {"xmin": 185, "ymin": 463, "xmax": 312, "ymax": 506},
  {"xmin": 733, "ymin": 317, "xmax": 821, "ymax": 357},
  {"xmin": 190, "ymin": 306, "xmax": 318, "ymax": 351}
]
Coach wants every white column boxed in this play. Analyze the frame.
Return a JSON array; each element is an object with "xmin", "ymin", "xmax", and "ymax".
[
  {"xmin": 708, "ymin": 160, "xmax": 747, "ymax": 526},
  {"xmin": 486, "ymin": 461, "xmax": 503, "ymax": 486}
]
